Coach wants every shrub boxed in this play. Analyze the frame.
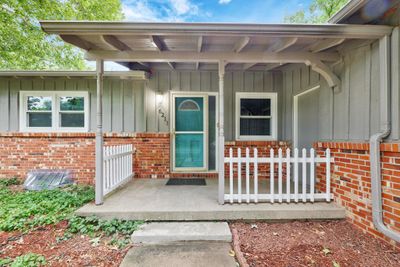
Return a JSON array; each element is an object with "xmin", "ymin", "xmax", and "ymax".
[
  {"xmin": 0, "ymin": 185, "xmax": 94, "ymax": 231},
  {"xmin": 0, "ymin": 177, "xmax": 21, "ymax": 187},
  {"xmin": 67, "ymin": 216, "xmax": 143, "ymax": 248},
  {"xmin": 0, "ymin": 253, "xmax": 46, "ymax": 267}
]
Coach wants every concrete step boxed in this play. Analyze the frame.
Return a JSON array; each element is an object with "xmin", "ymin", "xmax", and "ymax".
[
  {"xmin": 131, "ymin": 222, "xmax": 232, "ymax": 244},
  {"xmin": 120, "ymin": 242, "xmax": 237, "ymax": 267}
]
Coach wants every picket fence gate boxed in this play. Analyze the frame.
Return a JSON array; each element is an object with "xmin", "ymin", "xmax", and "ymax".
[
  {"xmin": 103, "ymin": 144, "xmax": 134, "ymax": 196},
  {"xmin": 224, "ymin": 148, "xmax": 333, "ymax": 204}
]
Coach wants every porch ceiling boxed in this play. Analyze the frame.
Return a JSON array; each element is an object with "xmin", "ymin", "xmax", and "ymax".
[{"xmin": 40, "ymin": 21, "xmax": 392, "ymax": 73}]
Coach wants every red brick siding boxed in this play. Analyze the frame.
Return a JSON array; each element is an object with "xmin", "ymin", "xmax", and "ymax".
[
  {"xmin": 0, "ymin": 133, "xmax": 168, "ymax": 183},
  {"xmin": 225, "ymin": 141, "xmax": 290, "ymax": 180},
  {"xmin": 315, "ymin": 141, "xmax": 400, "ymax": 250},
  {"xmin": 0, "ymin": 133, "xmax": 290, "ymax": 182}
]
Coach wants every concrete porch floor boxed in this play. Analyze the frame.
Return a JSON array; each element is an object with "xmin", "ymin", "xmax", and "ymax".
[{"xmin": 76, "ymin": 179, "xmax": 345, "ymax": 221}]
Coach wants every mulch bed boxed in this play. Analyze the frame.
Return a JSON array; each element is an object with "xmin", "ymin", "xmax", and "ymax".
[
  {"xmin": 230, "ymin": 220, "xmax": 400, "ymax": 267},
  {"xmin": 0, "ymin": 221, "xmax": 129, "ymax": 266}
]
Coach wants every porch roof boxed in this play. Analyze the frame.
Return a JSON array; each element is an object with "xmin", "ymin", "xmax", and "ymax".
[
  {"xmin": 0, "ymin": 70, "xmax": 147, "ymax": 79},
  {"xmin": 40, "ymin": 21, "xmax": 392, "ymax": 74}
]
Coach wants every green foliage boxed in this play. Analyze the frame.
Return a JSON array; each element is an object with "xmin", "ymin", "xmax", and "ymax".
[
  {"xmin": 0, "ymin": 253, "xmax": 46, "ymax": 267},
  {"xmin": 284, "ymin": 0, "xmax": 349, "ymax": 23},
  {"xmin": 67, "ymin": 216, "xmax": 143, "ymax": 248},
  {"xmin": 0, "ymin": 185, "xmax": 94, "ymax": 231},
  {"xmin": 0, "ymin": 177, "xmax": 21, "ymax": 187},
  {"xmin": 0, "ymin": 0, "xmax": 124, "ymax": 70}
]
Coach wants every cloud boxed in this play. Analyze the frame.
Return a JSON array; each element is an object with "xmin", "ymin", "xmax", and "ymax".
[
  {"xmin": 121, "ymin": 0, "xmax": 200, "ymax": 22},
  {"xmin": 218, "ymin": 0, "xmax": 232, "ymax": 4},
  {"xmin": 122, "ymin": 1, "xmax": 160, "ymax": 21}
]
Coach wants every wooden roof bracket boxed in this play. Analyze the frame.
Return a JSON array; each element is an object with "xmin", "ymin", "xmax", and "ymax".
[{"xmin": 306, "ymin": 59, "xmax": 341, "ymax": 93}]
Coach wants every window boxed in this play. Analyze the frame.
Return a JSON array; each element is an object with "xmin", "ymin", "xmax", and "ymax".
[
  {"xmin": 235, "ymin": 92, "xmax": 277, "ymax": 140},
  {"xmin": 20, "ymin": 91, "xmax": 89, "ymax": 132}
]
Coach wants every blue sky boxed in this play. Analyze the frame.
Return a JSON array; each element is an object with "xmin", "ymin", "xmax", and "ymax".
[
  {"xmin": 103, "ymin": 0, "xmax": 312, "ymax": 70},
  {"xmin": 121, "ymin": 0, "xmax": 313, "ymax": 23}
]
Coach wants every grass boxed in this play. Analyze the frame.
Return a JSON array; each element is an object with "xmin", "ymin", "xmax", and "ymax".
[{"xmin": 0, "ymin": 177, "xmax": 143, "ymax": 266}]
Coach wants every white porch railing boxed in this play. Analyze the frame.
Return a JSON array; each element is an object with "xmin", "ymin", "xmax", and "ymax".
[
  {"xmin": 224, "ymin": 148, "xmax": 333, "ymax": 204},
  {"xmin": 103, "ymin": 144, "xmax": 134, "ymax": 196}
]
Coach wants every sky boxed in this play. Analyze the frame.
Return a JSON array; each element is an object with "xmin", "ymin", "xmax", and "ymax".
[
  {"xmin": 103, "ymin": 0, "xmax": 313, "ymax": 70},
  {"xmin": 121, "ymin": 0, "xmax": 312, "ymax": 23}
]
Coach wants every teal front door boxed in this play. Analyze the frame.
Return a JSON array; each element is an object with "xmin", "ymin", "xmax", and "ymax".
[{"xmin": 173, "ymin": 96, "xmax": 206, "ymax": 170}]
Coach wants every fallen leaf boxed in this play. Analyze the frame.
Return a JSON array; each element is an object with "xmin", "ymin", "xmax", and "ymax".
[
  {"xmin": 229, "ymin": 250, "xmax": 236, "ymax": 257},
  {"xmin": 332, "ymin": 261, "xmax": 340, "ymax": 267},
  {"xmin": 251, "ymin": 224, "xmax": 258, "ymax": 229},
  {"xmin": 322, "ymin": 247, "xmax": 331, "ymax": 256},
  {"xmin": 273, "ymin": 232, "xmax": 279, "ymax": 236}
]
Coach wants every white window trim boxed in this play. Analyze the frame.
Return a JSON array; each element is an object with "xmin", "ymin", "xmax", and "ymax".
[
  {"xmin": 235, "ymin": 92, "xmax": 278, "ymax": 141},
  {"xmin": 19, "ymin": 91, "xmax": 89, "ymax": 133}
]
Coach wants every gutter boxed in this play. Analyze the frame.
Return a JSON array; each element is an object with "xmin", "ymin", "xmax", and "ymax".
[
  {"xmin": 370, "ymin": 34, "xmax": 400, "ymax": 243},
  {"xmin": 328, "ymin": 0, "xmax": 367, "ymax": 24}
]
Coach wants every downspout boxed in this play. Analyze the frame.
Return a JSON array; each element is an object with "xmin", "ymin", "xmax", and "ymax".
[{"xmin": 370, "ymin": 34, "xmax": 400, "ymax": 243}]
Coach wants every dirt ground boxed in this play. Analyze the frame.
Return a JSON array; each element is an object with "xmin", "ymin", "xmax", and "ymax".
[
  {"xmin": 230, "ymin": 220, "xmax": 400, "ymax": 267},
  {"xmin": 0, "ymin": 221, "xmax": 129, "ymax": 267}
]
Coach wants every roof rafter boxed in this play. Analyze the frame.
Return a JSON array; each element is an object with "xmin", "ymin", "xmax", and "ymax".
[
  {"xmin": 308, "ymin": 38, "xmax": 345, "ymax": 53},
  {"xmin": 195, "ymin": 36, "xmax": 203, "ymax": 70},
  {"xmin": 265, "ymin": 63, "xmax": 282, "ymax": 71},
  {"xmin": 243, "ymin": 37, "xmax": 297, "ymax": 70},
  {"xmin": 232, "ymin": 36, "xmax": 250, "ymax": 53},
  {"xmin": 60, "ymin": 35, "xmax": 98, "ymax": 50},
  {"xmin": 151, "ymin": 35, "xmax": 175, "ymax": 70},
  {"xmin": 102, "ymin": 35, "xmax": 132, "ymax": 51},
  {"xmin": 267, "ymin": 37, "xmax": 298, "ymax": 52}
]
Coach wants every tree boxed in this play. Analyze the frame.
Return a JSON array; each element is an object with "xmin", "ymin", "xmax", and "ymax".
[
  {"xmin": 0, "ymin": 0, "xmax": 123, "ymax": 70},
  {"xmin": 284, "ymin": 0, "xmax": 349, "ymax": 23}
]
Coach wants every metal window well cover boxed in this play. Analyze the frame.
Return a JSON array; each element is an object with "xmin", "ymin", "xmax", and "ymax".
[{"xmin": 24, "ymin": 170, "xmax": 74, "ymax": 191}]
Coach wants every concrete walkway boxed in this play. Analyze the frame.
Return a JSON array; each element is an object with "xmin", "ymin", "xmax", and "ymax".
[
  {"xmin": 120, "ymin": 222, "xmax": 236, "ymax": 267},
  {"xmin": 77, "ymin": 179, "xmax": 345, "ymax": 221}
]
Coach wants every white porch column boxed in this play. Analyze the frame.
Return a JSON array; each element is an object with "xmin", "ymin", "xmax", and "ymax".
[
  {"xmin": 218, "ymin": 61, "xmax": 226, "ymax": 204},
  {"xmin": 95, "ymin": 59, "xmax": 104, "ymax": 205}
]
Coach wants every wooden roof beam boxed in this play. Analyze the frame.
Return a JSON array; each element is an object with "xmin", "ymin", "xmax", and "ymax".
[
  {"xmin": 307, "ymin": 38, "xmax": 345, "ymax": 53},
  {"xmin": 102, "ymin": 35, "xmax": 132, "ymax": 51},
  {"xmin": 86, "ymin": 50, "xmax": 340, "ymax": 63},
  {"xmin": 151, "ymin": 35, "xmax": 175, "ymax": 70},
  {"xmin": 60, "ymin": 35, "xmax": 98, "ymax": 50},
  {"xmin": 232, "ymin": 36, "xmax": 250, "ymax": 53},
  {"xmin": 265, "ymin": 63, "xmax": 282, "ymax": 71},
  {"xmin": 195, "ymin": 36, "xmax": 203, "ymax": 70},
  {"xmin": 243, "ymin": 37, "xmax": 297, "ymax": 70}
]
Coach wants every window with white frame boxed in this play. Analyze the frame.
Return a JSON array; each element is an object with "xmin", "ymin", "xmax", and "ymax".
[
  {"xmin": 20, "ymin": 91, "xmax": 89, "ymax": 132},
  {"xmin": 235, "ymin": 92, "xmax": 277, "ymax": 140}
]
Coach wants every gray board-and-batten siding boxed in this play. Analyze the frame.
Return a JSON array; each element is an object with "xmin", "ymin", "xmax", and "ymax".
[
  {"xmin": 280, "ymin": 30, "xmax": 400, "ymax": 142},
  {"xmin": 0, "ymin": 78, "xmax": 146, "ymax": 133},
  {"xmin": 0, "ymin": 27, "xmax": 399, "ymax": 142}
]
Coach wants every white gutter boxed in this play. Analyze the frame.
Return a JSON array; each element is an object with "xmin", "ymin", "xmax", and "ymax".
[
  {"xmin": 370, "ymin": 34, "xmax": 400, "ymax": 243},
  {"xmin": 328, "ymin": 0, "xmax": 367, "ymax": 24},
  {"xmin": 39, "ymin": 21, "xmax": 392, "ymax": 39}
]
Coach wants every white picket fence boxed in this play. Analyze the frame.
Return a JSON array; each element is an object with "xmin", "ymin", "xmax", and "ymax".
[
  {"xmin": 224, "ymin": 148, "xmax": 333, "ymax": 204},
  {"xmin": 103, "ymin": 144, "xmax": 134, "ymax": 196}
]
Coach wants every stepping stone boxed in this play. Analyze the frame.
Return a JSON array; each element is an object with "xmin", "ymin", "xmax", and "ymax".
[
  {"xmin": 120, "ymin": 242, "xmax": 237, "ymax": 267},
  {"xmin": 131, "ymin": 222, "xmax": 232, "ymax": 244}
]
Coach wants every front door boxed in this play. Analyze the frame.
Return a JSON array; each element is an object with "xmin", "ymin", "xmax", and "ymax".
[{"xmin": 172, "ymin": 95, "xmax": 207, "ymax": 171}]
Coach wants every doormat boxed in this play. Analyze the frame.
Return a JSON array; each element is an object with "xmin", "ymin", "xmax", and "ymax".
[{"xmin": 166, "ymin": 178, "xmax": 206, "ymax": 186}]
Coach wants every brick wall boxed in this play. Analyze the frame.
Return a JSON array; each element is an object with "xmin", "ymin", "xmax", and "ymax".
[
  {"xmin": 0, "ymin": 132, "xmax": 169, "ymax": 183},
  {"xmin": 225, "ymin": 140, "xmax": 290, "ymax": 179},
  {"xmin": 0, "ymin": 132, "xmax": 290, "ymax": 183},
  {"xmin": 315, "ymin": 141, "xmax": 400, "ymax": 250}
]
